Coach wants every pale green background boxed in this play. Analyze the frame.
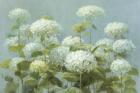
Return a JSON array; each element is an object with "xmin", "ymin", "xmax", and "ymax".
[{"xmin": 0, "ymin": 0, "xmax": 140, "ymax": 93}]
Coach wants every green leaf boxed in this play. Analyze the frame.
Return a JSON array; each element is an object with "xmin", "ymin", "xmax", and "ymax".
[
  {"xmin": 8, "ymin": 45, "xmax": 25, "ymax": 56},
  {"xmin": 24, "ymin": 77, "xmax": 38, "ymax": 86},
  {"xmin": 4, "ymin": 81, "xmax": 18, "ymax": 93},
  {"xmin": 92, "ymin": 24, "xmax": 97, "ymax": 30},
  {"xmin": 0, "ymin": 59, "xmax": 10, "ymax": 68},
  {"xmin": 61, "ymin": 72, "xmax": 79, "ymax": 82},
  {"xmin": 128, "ymin": 67, "xmax": 139, "ymax": 76},
  {"xmin": 64, "ymin": 87, "xmax": 83, "ymax": 93},
  {"xmin": 124, "ymin": 88, "xmax": 137, "ymax": 93},
  {"xmin": 125, "ymin": 79, "xmax": 136, "ymax": 88},
  {"xmin": 42, "ymin": 15, "xmax": 54, "ymax": 20},
  {"xmin": 31, "ymin": 51, "xmax": 43, "ymax": 57},
  {"xmin": 4, "ymin": 76, "xmax": 13, "ymax": 82},
  {"xmin": 17, "ymin": 61, "xmax": 30, "ymax": 71}
]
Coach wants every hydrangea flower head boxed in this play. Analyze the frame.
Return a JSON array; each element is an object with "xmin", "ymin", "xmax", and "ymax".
[
  {"xmin": 50, "ymin": 46, "xmax": 70, "ymax": 65},
  {"xmin": 113, "ymin": 39, "xmax": 135, "ymax": 54},
  {"xmin": 8, "ymin": 8, "xmax": 30, "ymax": 23},
  {"xmin": 62, "ymin": 36, "xmax": 82, "ymax": 47},
  {"xmin": 110, "ymin": 59, "xmax": 131, "ymax": 76},
  {"xmin": 5, "ymin": 37, "xmax": 18, "ymax": 47},
  {"xmin": 23, "ymin": 42, "xmax": 44, "ymax": 57},
  {"xmin": 29, "ymin": 60, "xmax": 47, "ymax": 73},
  {"xmin": 96, "ymin": 38, "xmax": 113, "ymax": 47},
  {"xmin": 65, "ymin": 50, "xmax": 97, "ymax": 73},
  {"xmin": 30, "ymin": 19, "xmax": 61, "ymax": 36},
  {"xmin": 104, "ymin": 22, "xmax": 128, "ymax": 38},
  {"xmin": 77, "ymin": 5, "xmax": 104, "ymax": 19}
]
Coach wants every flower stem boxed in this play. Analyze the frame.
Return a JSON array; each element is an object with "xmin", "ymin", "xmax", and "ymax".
[
  {"xmin": 80, "ymin": 73, "xmax": 82, "ymax": 93},
  {"xmin": 120, "ymin": 73, "xmax": 123, "ymax": 93},
  {"xmin": 89, "ymin": 31, "xmax": 92, "ymax": 44}
]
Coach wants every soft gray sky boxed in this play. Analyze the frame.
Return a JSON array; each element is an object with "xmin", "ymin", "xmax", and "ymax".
[{"xmin": 0, "ymin": 0, "xmax": 140, "ymax": 92}]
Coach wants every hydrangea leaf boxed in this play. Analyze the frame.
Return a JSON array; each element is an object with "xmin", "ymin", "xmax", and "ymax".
[
  {"xmin": 0, "ymin": 59, "xmax": 10, "ymax": 68},
  {"xmin": 17, "ymin": 61, "xmax": 30, "ymax": 71},
  {"xmin": 125, "ymin": 79, "xmax": 136, "ymax": 88},
  {"xmin": 128, "ymin": 67, "xmax": 139, "ymax": 76},
  {"xmin": 61, "ymin": 72, "xmax": 79, "ymax": 82},
  {"xmin": 124, "ymin": 88, "xmax": 137, "ymax": 93}
]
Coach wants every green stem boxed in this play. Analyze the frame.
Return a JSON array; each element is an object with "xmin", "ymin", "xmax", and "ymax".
[
  {"xmin": 80, "ymin": 73, "xmax": 82, "ymax": 93},
  {"xmin": 79, "ymin": 32, "xmax": 82, "ymax": 43},
  {"xmin": 21, "ymin": 79, "xmax": 23, "ymax": 93},
  {"xmin": 120, "ymin": 73, "xmax": 123, "ymax": 93},
  {"xmin": 89, "ymin": 31, "xmax": 92, "ymax": 44}
]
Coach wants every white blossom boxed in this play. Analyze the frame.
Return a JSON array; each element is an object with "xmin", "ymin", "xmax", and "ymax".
[
  {"xmin": 76, "ymin": 5, "xmax": 104, "ymax": 19},
  {"xmin": 62, "ymin": 36, "xmax": 82, "ymax": 47},
  {"xmin": 94, "ymin": 47, "xmax": 114, "ymax": 62},
  {"xmin": 23, "ymin": 42, "xmax": 44, "ymax": 57},
  {"xmin": 8, "ymin": 8, "xmax": 30, "ymax": 23},
  {"xmin": 5, "ymin": 37, "xmax": 18, "ymax": 46},
  {"xmin": 96, "ymin": 38, "xmax": 113, "ymax": 47},
  {"xmin": 29, "ymin": 60, "xmax": 47, "ymax": 73},
  {"xmin": 9, "ymin": 57, "xmax": 25, "ymax": 71},
  {"xmin": 104, "ymin": 22, "xmax": 128, "ymax": 38},
  {"xmin": 65, "ymin": 50, "xmax": 97, "ymax": 73},
  {"xmin": 110, "ymin": 59, "xmax": 131, "ymax": 76},
  {"xmin": 50, "ymin": 46, "xmax": 70, "ymax": 65},
  {"xmin": 30, "ymin": 19, "xmax": 60, "ymax": 36},
  {"xmin": 113, "ymin": 39, "xmax": 135, "ymax": 54}
]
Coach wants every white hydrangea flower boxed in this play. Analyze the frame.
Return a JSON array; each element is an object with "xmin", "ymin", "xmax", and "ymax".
[
  {"xmin": 9, "ymin": 57, "xmax": 25, "ymax": 71},
  {"xmin": 113, "ymin": 39, "xmax": 135, "ymax": 54},
  {"xmin": 104, "ymin": 22, "xmax": 128, "ymax": 38},
  {"xmin": 8, "ymin": 8, "xmax": 30, "ymax": 23},
  {"xmin": 29, "ymin": 60, "xmax": 47, "ymax": 73},
  {"xmin": 96, "ymin": 38, "xmax": 113, "ymax": 47},
  {"xmin": 23, "ymin": 42, "xmax": 44, "ymax": 57},
  {"xmin": 110, "ymin": 59, "xmax": 131, "ymax": 76},
  {"xmin": 65, "ymin": 50, "xmax": 97, "ymax": 73},
  {"xmin": 19, "ymin": 24, "xmax": 31, "ymax": 42},
  {"xmin": 76, "ymin": 5, "xmax": 104, "ymax": 19},
  {"xmin": 94, "ymin": 47, "xmax": 114, "ymax": 62},
  {"xmin": 50, "ymin": 46, "xmax": 70, "ymax": 65},
  {"xmin": 62, "ymin": 36, "xmax": 82, "ymax": 47},
  {"xmin": 30, "ymin": 19, "xmax": 61, "ymax": 36},
  {"xmin": 5, "ymin": 37, "xmax": 18, "ymax": 46}
]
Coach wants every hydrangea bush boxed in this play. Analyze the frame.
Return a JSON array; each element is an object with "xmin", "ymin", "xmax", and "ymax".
[{"xmin": 0, "ymin": 5, "xmax": 138, "ymax": 93}]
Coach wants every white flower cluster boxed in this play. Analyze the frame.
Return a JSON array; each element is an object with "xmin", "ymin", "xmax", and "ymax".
[
  {"xmin": 8, "ymin": 8, "xmax": 30, "ymax": 23},
  {"xmin": 113, "ymin": 39, "xmax": 135, "ymax": 54},
  {"xmin": 94, "ymin": 47, "xmax": 114, "ymax": 62},
  {"xmin": 23, "ymin": 42, "xmax": 44, "ymax": 57},
  {"xmin": 65, "ymin": 50, "xmax": 97, "ymax": 73},
  {"xmin": 5, "ymin": 37, "xmax": 18, "ymax": 46},
  {"xmin": 9, "ymin": 57, "xmax": 25, "ymax": 71},
  {"xmin": 29, "ymin": 60, "xmax": 47, "ymax": 73},
  {"xmin": 77, "ymin": 5, "xmax": 104, "ymax": 19},
  {"xmin": 96, "ymin": 38, "xmax": 113, "ymax": 47},
  {"xmin": 110, "ymin": 59, "xmax": 131, "ymax": 76},
  {"xmin": 50, "ymin": 46, "xmax": 70, "ymax": 65},
  {"xmin": 30, "ymin": 19, "xmax": 60, "ymax": 36},
  {"xmin": 62, "ymin": 36, "xmax": 82, "ymax": 47},
  {"xmin": 104, "ymin": 22, "xmax": 128, "ymax": 38}
]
